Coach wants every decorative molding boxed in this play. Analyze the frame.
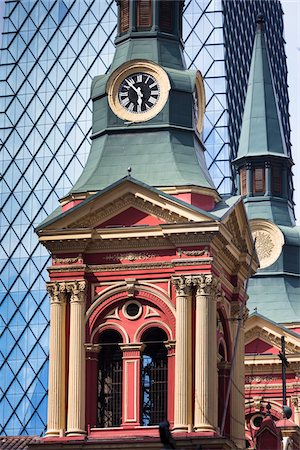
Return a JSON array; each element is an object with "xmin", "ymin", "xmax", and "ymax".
[
  {"xmin": 69, "ymin": 193, "xmax": 190, "ymax": 228},
  {"xmin": 49, "ymin": 257, "xmax": 214, "ymax": 273},
  {"xmin": 84, "ymin": 343, "xmax": 101, "ymax": 353},
  {"xmin": 46, "ymin": 282, "xmax": 67, "ymax": 304},
  {"xmin": 104, "ymin": 252, "xmax": 156, "ymax": 262},
  {"xmin": 226, "ymin": 212, "xmax": 247, "ymax": 253},
  {"xmin": 177, "ymin": 247, "xmax": 209, "ymax": 257},
  {"xmin": 193, "ymin": 274, "xmax": 220, "ymax": 297},
  {"xmin": 53, "ymin": 255, "xmax": 83, "ymax": 265},
  {"xmin": 66, "ymin": 280, "xmax": 87, "ymax": 303},
  {"xmin": 125, "ymin": 279, "xmax": 136, "ymax": 297},
  {"xmin": 105, "ymin": 307, "xmax": 120, "ymax": 320},
  {"xmin": 172, "ymin": 275, "xmax": 193, "ymax": 296},
  {"xmin": 250, "ymin": 220, "xmax": 284, "ymax": 269},
  {"xmin": 245, "ymin": 326, "xmax": 300, "ymax": 353}
]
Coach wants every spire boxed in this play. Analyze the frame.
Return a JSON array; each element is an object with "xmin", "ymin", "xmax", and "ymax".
[
  {"xmin": 233, "ymin": 14, "xmax": 295, "ymax": 226},
  {"xmin": 236, "ymin": 13, "xmax": 287, "ymax": 160}
]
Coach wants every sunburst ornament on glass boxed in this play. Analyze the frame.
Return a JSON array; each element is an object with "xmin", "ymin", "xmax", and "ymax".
[{"xmin": 107, "ymin": 60, "xmax": 171, "ymax": 123}]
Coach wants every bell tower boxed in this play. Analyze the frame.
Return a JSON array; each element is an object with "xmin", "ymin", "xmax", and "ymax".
[{"xmin": 36, "ymin": 1, "xmax": 258, "ymax": 449}]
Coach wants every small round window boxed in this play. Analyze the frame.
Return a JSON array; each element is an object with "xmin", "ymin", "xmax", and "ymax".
[
  {"xmin": 123, "ymin": 300, "xmax": 142, "ymax": 320},
  {"xmin": 251, "ymin": 414, "xmax": 263, "ymax": 429}
]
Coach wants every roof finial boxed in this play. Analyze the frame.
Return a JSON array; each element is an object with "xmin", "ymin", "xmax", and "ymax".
[{"xmin": 127, "ymin": 166, "xmax": 132, "ymax": 177}]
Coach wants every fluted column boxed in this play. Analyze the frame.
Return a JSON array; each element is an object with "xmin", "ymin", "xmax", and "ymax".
[
  {"xmin": 194, "ymin": 274, "xmax": 218, "ymax": 432},
  {"xmin": 66, "ymin": 280, "xmax": 87, "ymax": 436},
  {"xmin": 46, "ymin": 282, "xmax": 67, "ymax": 437},
  {"xmin": 230, "ymin": 302, "xmax": 246, "ymax": 449},
  {"xmin": 172, "ymin": 275, "xmax": 193, "ymax": 432}
]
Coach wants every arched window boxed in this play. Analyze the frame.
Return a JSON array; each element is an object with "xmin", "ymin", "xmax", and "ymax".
[
  {"xmin": 141, "ymin": 328, "xmax": 168, "ymax": 425},
  {"xmin": 97, "ymin": 330, "xmax": 122, "ymax": 427}
]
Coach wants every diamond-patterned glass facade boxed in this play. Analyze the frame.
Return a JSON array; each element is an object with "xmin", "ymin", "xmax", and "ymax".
[{"xmin": 0, "ymin": 0, "xmax": 290, "ymax": 436}]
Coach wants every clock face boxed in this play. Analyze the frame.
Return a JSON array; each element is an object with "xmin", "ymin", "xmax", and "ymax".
[{"xmin": 118, "ymin": 72, "xmax": 161, "ymax": 114}]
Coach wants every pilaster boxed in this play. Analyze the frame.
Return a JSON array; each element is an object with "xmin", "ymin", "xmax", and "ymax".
[
  {"xmin": 165, "ymin": 340, "xmax": 176, "ymax": 426},
  {"xmin": 172, "ymin": 275, "xmax": 193, "ymax": 432},
  {"xmin": 193, "ymin": 274, "xmax": 218, "ymax": 432},
  {"xmin": 66, "ymin": 280, "xmax": 87, "ymax": 436},
  {"xmin": 85, "ymin": 343, "xmax": 101, "ymax": 428},
  {"xmin": 230, "ymin": 302, "xmax": 246, "ymax": 449},
  {"xmin": 46, "ymin": 282, "xmax": 67, "ymax": 437},
  {"xmin": 120, "ymin": 343, "xmax": 145, "ymax": 427}
]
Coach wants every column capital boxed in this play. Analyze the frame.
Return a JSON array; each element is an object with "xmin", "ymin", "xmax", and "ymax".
[
  {"xmin": 47, "ymin": 282, "xmax": 68, "ymax": 304},
  {"xmin": 193, "ymin": 274, "xmax": 219, "ymax": 297},
  {"xmin": 230, "ymin": 302, "xmax": 248, "ymax": 322},
  {"xmin": 165, "ymin": 340, "xmax": 176, "ymax": 350},
  {"xmin": 120, "ymin": 343, "xmax": 145, "ymax": 353},
  {"xmin": 84, "ymin": 343, "xmax": 101, "ymax": 353},
  {"xmin": 67, "ymin": 280, "xmax": 87, "ymax": 303},
  {"xmin": 172, "ymin": 275, "xmax": 193, "ymax": 296}
]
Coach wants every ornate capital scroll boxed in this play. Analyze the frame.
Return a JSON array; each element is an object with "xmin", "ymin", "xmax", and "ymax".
[
  {"xmin": 46, "ymin": 282, "xmax": 67, "ymax": 304},
  {"xmin": 193, "ymin": 274, "xmax": 219, "ymax": 297},
  {"xmin": 66, "ymin": 280, "xmax": 87, "ymax": 303},
  {"xmin": 230, "ymin": 302, "xmax": 248, "ymax": 323},
  {"xmin": 172, "ymin": 275, "xmax": 193, "ymax": 296}
]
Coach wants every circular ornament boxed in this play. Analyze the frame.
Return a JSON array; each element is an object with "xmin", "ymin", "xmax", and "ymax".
[
  {"xmin": 250, "ymin": 219, "xmax": 284, "ymax": 269},
  {"xmin": 122, "ymin": 300, "xmax": 142, "ymax": 320},
  {"xmin": 107, "ymin": 60, "xmax": 170, "ymax": 122},
  {"xmin": 193, "ymin": 71, "xmax": 206, "ymax": 134}
]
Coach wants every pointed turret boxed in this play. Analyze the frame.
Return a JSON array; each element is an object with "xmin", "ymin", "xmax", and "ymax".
[
  {"xmin": 233, "ymin": 13, "xmax": 295, "ymax": 226},
  {"xmin": 61, "ymin": 0, "xmax": 219, "ymax": 210},
  {"xmin": 237, "ymin": 15, "xmax": 300, "ymax": 325}
]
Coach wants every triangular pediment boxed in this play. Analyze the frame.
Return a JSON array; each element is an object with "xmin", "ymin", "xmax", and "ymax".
[
  {"xmin": 38, "ymin": 178, "xmax": 215, "ymax": 231},
  {"xmin": 98, "ymin": 207, "xmax": 166, "ymax": 227},
  {"xmin": 245, "ymin": 314, "xmax": 300, "ymax": 354}
]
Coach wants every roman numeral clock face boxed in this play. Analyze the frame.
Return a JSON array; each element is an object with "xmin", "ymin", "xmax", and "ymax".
[
  {"xmin": 118, "ymin": 73, "xmax": 160, "ymax": 114},
  {"xmin": 107, "ymin": 62, "xmax": 170, "ymax": 122}
]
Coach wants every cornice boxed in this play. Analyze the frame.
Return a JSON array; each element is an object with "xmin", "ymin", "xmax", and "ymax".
[{"xmin": 48, "ymin": 258, "xmax": 214, "ymax": 274}]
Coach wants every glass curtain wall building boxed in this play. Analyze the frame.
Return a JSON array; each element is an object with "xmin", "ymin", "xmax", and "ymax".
[{"xmin": 0, "ymin": 0, "xmax": 290, "ymax": 436}]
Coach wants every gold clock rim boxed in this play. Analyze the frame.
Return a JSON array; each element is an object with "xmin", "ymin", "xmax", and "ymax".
[{"xmin": 107, "ymin": 60, "xmax": 171, "ymax": 122}]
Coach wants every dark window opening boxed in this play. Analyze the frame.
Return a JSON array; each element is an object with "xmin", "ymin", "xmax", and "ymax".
[
  {"xmin": 137, "ymin": 0, "xmax": 152, "ymax": 29},
  {"xmin": 120, "ymin": 0, "xmax": 129, "ymax": 33},
  {"xmin": 97, "ymin": 330, "xmax": 122, "ymax": 428},
  {"xmin": 272, "ymin": 166, "xmax": 282, "ymax": 195},
  {"xmin": 159, "ymin": 2, "xmax": 173, "ymax": 33},
  {"xmin": 141, "ymin": 328, "xmax": 168, "ymax": 425},
  {"xmin": 253, "ymin": 167, "xmax": 265, "ymax": 194},
  {"xmin": 240, "ymin": 167, "xmax": 247, "ymax": 195}
]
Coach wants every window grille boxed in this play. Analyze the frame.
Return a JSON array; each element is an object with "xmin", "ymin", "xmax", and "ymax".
[
  {"xmin": 97, "ymin": 332, "xmax": 122, "ymax": 428},
  {"xmin": 141, "ymin": 329, "xmax": 168, "ymax": 425},
  {"xmin": 137, "ymin": 0, "xmax": 152, "ymax": 29}
]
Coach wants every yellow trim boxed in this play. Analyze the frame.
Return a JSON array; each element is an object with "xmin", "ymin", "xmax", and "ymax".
[{"xmin": 106, "ymin": 60, "xmax": 171, "ymax": 122}]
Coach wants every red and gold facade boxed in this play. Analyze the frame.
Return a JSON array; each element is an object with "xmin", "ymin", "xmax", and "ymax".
[{"xmin": 36, "ymin": 178, "xmax": 257, "ymax": 449}]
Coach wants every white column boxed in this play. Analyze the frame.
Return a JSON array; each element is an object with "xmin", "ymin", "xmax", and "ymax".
[
  {"xmin": 46, "ymin": 282, "xmax": 67, "ymax": 437},
  {"xmin": 172, "ymin": 275, "xmax": 193, "ymax": 432},
  {"xmin": 194, "ymin": 274, "xmax": 218, "ymax": 431},
  {"xmin": 230, "ymin": 302, "xmax": 246, "ymax": 449},
  {"xmin": 66, "ymin": 280, "xmax": 87, "ymax": 436}
]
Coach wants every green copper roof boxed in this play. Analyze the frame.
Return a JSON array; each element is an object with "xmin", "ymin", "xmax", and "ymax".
[
  {"xmin": 247, "ymin": 225, "xmax": 300, "ymax": 324},
  {"xmin": 70, "ymin": 129, "xmax": 215, "ymax": 193},
  {"xmin": 235, "ymin": 19, "xmax": 287, "ymax": 161}
]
